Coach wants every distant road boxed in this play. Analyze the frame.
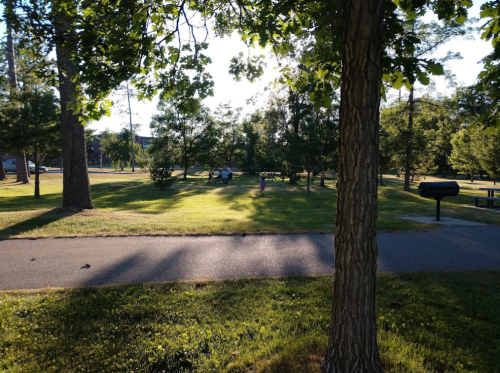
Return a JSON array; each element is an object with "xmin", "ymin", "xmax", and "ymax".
[{"xmin": 1, "ymin": 225, "xmax": 499, "ymax": 291}]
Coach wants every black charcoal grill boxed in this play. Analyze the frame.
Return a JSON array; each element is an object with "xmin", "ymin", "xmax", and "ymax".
[{"xmin": 417, "ymin": 181, "xmax": 460, "ymax": 221}]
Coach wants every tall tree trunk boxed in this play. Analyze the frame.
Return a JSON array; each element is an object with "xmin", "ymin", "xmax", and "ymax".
[
  {"xmin": 306, "ymin": 170, "xmax": 311, "ymax": 197},
  {"xmin": 0, "ymin": 147, "xmax": 6, "ymax": 180},
  {"xmin": 322, "ymin": 0, "xmax": 384, "ymax": 372},
  {"xmin": 53, "ymin": 1, "xmax": 94, "ymax": 210},
  {"xmin": 183, "ymin": 165, "xmax": 188, "ymax": 180},
  {"xmin": 7, "ymin": 21, "xmax": 29, "ymax": 184},
  {"xmin": 34, "ymin": 147, "xmax": 40, "ymax": 199},
  {"xmin": 404, "ymin": 87, "xmax": 414, "ymax": 191},
  {"xmin": 320, "ymin": 173, "xmax": 325, "ymax": 187}
]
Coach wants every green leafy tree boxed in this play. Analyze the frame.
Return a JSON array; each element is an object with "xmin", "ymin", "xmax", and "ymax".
[
  {"xmin": 239, "ymin": 111, "xmax": 262, "ymax": 174},
  {"xmin": 450, "ymin": 127, "xmax": 482, "ymax": 182},
  {"xmin": 100, "ymin": 128, "xmax": 136, "ymax": 171},
  {"xmin": 380, "ymin": 101, "xmax": 428, "ymax": 181},
  {"xmin": 135, "ymin": 148, "xmax": 152, "ymax": 173},
  {"xmin": 474, "ymin": 1, "xmax": 500, "ymax": 129},
  {"xmin": 3, "ymin": 16, "xmax": 29, "ymax": 184},
  {"xmin": 417, "ymin": 96, "xmax": 461, "ymax": 176},
  {"xmin": 476, "ymin": 130, "xmax": 500, "ymax": 184},
  {"xmin": 195, "ymin": 117, "xmax": 220, "ymax": 171},
  {"xmin": 151, "ymin": 99, "xmax": 203, "ymax": 180},
  {"xmin": 385, "ymin": 15, "xmax": 470, "ymax": 190},
  {"xmin": 18, "ymin": 89, "xmax": 61, "ymax": 198},
  {"xmin": 213, "ymin": 103, "xmax": 244, "ymax": 168},
  {"xmin": 6, "ymin": 0, "xmax": 217, "ymax": 208},
  {"xmin": 0, "ymin": 32, "xmax": 60, "ymax": 196}
]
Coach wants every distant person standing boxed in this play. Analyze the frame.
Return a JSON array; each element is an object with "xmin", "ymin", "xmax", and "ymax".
[
  {"xmin": 225, "ymin": 165, "xmax": 233, "ymax": 184},
  {"xmin": 260, "ymin": 176, "xmax": 266, "ymax": 192}
]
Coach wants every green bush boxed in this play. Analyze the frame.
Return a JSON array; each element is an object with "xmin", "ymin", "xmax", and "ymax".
[{"xmin": 150, "ymin": 152, "xmax": 175, "ymax": 190}]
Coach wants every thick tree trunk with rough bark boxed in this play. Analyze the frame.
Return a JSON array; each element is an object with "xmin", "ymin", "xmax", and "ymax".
[
  {"xmin": 53, "ymin": 2, "xmax": 94, "ymax": 209},
  {"xmin": 322, "ymin": 0, "xmax": 384, "ymax": 372}
]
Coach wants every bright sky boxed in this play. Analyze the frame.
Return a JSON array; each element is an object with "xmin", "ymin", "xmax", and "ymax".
[
  {"xmin": 90, "ymin": 1, "xmax": 493, "ymax": 137},
  {"xmin": 88, "ymin": 33, "xmax": 280, "ymax": 137},
  {"xmin": 0, "ymin": 2, "xmax": 494, "ymax": 137}
]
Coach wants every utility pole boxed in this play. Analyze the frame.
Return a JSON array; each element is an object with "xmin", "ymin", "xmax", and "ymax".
[{"xmin": 126, "ymin": 80, "xmax": 135, "ymax": 172}]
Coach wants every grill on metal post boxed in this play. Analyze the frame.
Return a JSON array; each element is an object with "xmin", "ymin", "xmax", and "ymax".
[{"xmin": 417, "ymin": 182, "xmax": 460, "ymax": 221}]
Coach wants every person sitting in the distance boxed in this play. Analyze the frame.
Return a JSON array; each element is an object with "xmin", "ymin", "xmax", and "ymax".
[{"xmin": 221, "ymin": 168, "xmax": 229, "ymax": 183}]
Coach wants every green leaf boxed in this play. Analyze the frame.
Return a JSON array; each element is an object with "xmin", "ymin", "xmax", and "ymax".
[
  {"xmin": 455, "ymin": 14, "xmax": 466, "ymax": 25},
  {"xmin": 391, "ymin": 72, "xmax": 404, "ymax": 90},
  {"xmin": 427, "ymin": 62, "xmax": 444, "ymax": 76},
  {"xmin": 484, "ymin": 126, "xmax": 498, "ymax": 134},
  {"xmin": 417, "ymin": 71, "xmax": 430, "ymax": 86},
  {"xmin": 323, "ymin": 95, "xmax": 332, "ymax": 108}
]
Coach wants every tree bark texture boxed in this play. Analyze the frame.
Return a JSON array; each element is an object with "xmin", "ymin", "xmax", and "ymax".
[
  {"xmin": 16, "ymin": 154, "xmax": 30, "ymax": 183},
  {"xmin": 322, "ymin": 0, "xmax": 384, "ymax": 372},
  {"xmin": 53, "ymin": 3, "xmax": 94, "ymax": 209}
]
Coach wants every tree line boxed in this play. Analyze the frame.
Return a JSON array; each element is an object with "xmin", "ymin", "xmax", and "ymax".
[{"xmin": 380, "ymin": 86, "xmax": 500, "ymax": 184}]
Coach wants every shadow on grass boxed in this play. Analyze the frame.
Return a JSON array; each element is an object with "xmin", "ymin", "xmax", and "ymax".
[
  {"xmin": 0, "ymin": 189, "xmax": 63, "ymax": 213},
  {"xmin": 3, "ymin": 246, "xmax": 332, "ymax": 372},
  {"xmin": 2, "ymin": 271, "xmax": 500, "ymax": 372},
  {"xmin": 89, "ymin": 177, "xmax": 338, "ymax": 233},
  {"xmin": 377, "ymin": 271, "xmax": 500, "ymax": 373},
  {"xmin": 0, "ymin": 208, "xmax": 76, "ymax": 239}
]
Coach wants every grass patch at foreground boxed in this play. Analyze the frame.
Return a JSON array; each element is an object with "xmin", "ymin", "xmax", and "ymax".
[
  {"xmin": 1, "ymin": 171, "xmax": 500, "ymax": 238},
  {"xmin": 1, "ymin": 271, "xmax": 499, "ymax": 373}
]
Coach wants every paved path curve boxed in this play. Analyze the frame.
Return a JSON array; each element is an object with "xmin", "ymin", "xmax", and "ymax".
[{"xmin": 1, "ymin": 225, "xmax": 499, "ymax": 291}]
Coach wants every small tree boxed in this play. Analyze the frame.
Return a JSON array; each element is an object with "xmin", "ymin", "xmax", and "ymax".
[
  {"xmin": 149, "ymin": 150, "xmax": 175, "ymax": 191},
  {"xmin": 135, "ymin": 148, "xmax": 152, "ymax": 173}
]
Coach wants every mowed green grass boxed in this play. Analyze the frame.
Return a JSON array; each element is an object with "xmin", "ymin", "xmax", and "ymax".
[
  {"xmin": 1, "ymin": 271, "xmax": 499, "ymax": 373},
  {"xmin": 1, "ymin": 169, "xmax": 499, "ymax": 238}
]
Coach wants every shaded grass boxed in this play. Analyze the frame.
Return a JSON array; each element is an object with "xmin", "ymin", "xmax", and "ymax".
[
  {"xmin": 1, "ymin": 171, "xmax": 499, "ymax": 238},
  {"xmin": 1, "ymin": 271, "xmax": 499, "ymax": 372}
]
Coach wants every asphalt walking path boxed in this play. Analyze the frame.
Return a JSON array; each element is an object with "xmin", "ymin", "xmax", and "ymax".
[{"xmin": 1, "ymin": 223, "xmax": 500, "ymax": 291}]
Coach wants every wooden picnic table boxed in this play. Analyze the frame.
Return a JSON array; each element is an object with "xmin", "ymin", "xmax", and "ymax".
[
  {"xmin": 472, "ymin": 187, "xmax": 500, "ymax": 207},
  {"xmin": 479, "ymin": 187, "xmax": 500, "ymax": 198}
]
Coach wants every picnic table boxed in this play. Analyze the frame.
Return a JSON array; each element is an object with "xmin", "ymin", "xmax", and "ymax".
[{"xmin": 471, "ymin": 187, "xmax": 500, "ymax": 208}]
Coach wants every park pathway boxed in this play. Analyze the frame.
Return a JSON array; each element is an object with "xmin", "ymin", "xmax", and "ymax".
[{"xmin": 1, "ymin": 225, "xmax": 500, "ymax": 291}]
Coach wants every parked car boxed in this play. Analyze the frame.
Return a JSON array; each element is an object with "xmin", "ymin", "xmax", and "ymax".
[{"xmin": 3, "ymin": 159, "xmax": 49, "ymax": 174}]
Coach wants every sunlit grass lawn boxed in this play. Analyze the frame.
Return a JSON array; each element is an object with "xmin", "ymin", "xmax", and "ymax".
[
  {"xmin": 1, "ymin": 271, "xmax": 498, "ymax": 373},
  {"xmin": 1, "ymin": 168, "xmax": 499, "ymax": 238}
]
